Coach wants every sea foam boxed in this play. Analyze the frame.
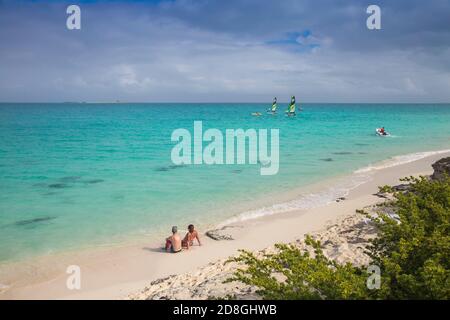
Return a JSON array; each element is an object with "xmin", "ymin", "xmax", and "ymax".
[
  {"xmin": 220, "ymin": 149, "xmax": 450, "ymax": 226},
  {"xmin": 220, "ymin": 172, "xmax": 370, "ymax": 226},
  {"xmin": 354, "ymin": 149, "xmax": 450, "ymax": 174}
]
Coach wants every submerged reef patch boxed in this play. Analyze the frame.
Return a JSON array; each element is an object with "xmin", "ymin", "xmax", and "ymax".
[{"xmin": 15, "ymin": 216, "xmax": 56, "ymax": 226}]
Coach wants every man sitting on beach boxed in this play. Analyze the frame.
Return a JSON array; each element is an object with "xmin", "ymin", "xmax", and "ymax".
[
  {"xmin": 165, "ymin": 226, "xmax": 182, "ymax": 253},
  {"xmin": 182, "ymin": 224, "xmax": 202, "ymax": 249}
]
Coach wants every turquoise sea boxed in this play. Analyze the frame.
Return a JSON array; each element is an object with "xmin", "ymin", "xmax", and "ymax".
[{"xmin": 0, "ymin": 103, "xmax": 449, "ymax": 262}]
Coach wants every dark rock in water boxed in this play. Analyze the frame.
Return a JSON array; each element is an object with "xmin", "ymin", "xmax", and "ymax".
[
  {"xmin": 257, "ymin": 160, "xmax": 271, "ymax": 167},
  {"xmin": 48, "ymin": 183, "xmax": 68, "ymax": 189},
  {"xmin": 84, "ymin": 179, "xmax": 104, "ymax": 184},
  {"xmin": 320, "ymin": 158, "xmax": 333, "ymax": 162},
  {"xmin": 232, "ymin": 169, "xmax": 243, "ymax": 174},
  {"xmin": 431, "ymin": 157, "xmax": 450, "ymax": 181},
  {"xmin": 15, "ymin": 216, "xmax": 56, "ymax": 226},
  {"xmin": 332, "ymin": 152, "xmax": 353, "ymax": 155},
  {"xmin": 156, "ymin": 164, "xmax": 186, "ymax": 172},
  {"xmin": 33, "ymin": 183, "xmax": 48, "ymax": 188},
  {"xmin": 59, "ymin": 176, "xmax": 82, "ymax": 182},
  {"xmin": 168, "ymin": 164, "xmax": 186, "ymax": 170}
]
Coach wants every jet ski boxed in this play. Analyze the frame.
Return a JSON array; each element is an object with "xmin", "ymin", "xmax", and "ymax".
[{"xmin": 376, "ymin": 128, "xmax": 389, "ymax": 136}]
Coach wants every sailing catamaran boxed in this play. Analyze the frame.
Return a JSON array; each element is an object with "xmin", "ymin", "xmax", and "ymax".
[
  {"xmin": 267, "ymin": 97, "xmax": 278, "ymax": 114},
  {"xmin": 286, "ymin": 95, "xmax": 296, "ymax": 116},
  {"xmin": 255, "ymin": 96, "xmax": 300, "ymax": 117}
]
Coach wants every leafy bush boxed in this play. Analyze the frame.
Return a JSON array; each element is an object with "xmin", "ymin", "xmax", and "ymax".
[
  {"xmin": 227, "ymin": 236, "xmax": 369, "ymax": 299},
  {"xmin": 369, "ymin": 176, "xmax": 450, "ymax": 299},
  {"xmin": 227, "ymin": 175, "xmax": 450, "ymax": 299}
]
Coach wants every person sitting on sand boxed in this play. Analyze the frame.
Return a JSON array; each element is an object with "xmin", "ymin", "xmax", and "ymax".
[
  {"xmin": 182, "ymin": 224, "xmax": 202, "ymax": 249},
  {"xmin": 165, "ymin": 226, "xmax": 182, "ymax": 253}
]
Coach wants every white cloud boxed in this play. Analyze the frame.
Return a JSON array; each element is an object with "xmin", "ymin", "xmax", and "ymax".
[{"xmin": 0, "ymin": 0, "xmax": 449, "ymax": 102}]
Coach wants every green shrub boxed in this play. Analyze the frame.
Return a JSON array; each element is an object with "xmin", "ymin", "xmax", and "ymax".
[
  {"xmin": 227, "ymin": 236, "xmax": 369, "ymax": 299},
  {"xmin": 228, "ymin": 175, "xmax": 450, "ymax": 299},
  {"xmin": 369, "ymin": 176, "xmax": 450, "ymax": 299}
]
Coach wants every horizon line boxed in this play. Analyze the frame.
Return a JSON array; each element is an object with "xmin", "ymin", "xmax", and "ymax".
[{"xmin": 1, "ymin": 101, "xmax": 450, "ymax": 104}]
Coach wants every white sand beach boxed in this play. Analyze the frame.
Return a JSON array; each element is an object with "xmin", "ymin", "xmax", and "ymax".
[{"xmin": 0, "ymin": 151, "xmax": 448, "ymax": 300}]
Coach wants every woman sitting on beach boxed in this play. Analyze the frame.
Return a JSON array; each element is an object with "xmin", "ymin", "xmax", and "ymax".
[{"xmin": 182, "ymin": 224, "xmax": 202, "ymax": 249}]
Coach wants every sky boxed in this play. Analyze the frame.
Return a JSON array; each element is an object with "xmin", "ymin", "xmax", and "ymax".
[{"xmin": 0, "ymin": 0, "xmax": 449, "ymax": 103}]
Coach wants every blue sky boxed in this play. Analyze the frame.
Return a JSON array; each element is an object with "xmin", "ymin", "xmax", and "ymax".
[{"xmin": 0, "ymin": 0, "xmax": 449, "ymax": 102}]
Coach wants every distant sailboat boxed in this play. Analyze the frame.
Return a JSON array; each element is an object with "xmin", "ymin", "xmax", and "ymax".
[
  {"xmin": 286, "ymin": 95, "xmax": 296, "ymax": 116},
  {"xmin": 267, "ymin": 97, "xmax": 278, "ymax": 114}
]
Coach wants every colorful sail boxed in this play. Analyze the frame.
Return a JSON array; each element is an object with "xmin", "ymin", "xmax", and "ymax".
[
  {"xmin": 271, "ymin": 97, "xmax": 277, "ymax": 111},
  {"xmin": 287, "ymin": 96, "xmax": 296, "ymax": 113}
]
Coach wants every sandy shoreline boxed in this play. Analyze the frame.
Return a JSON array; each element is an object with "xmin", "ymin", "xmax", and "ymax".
[
  {"xmin": 0, "ymin": 150, "xmax": 449, "ymax": 300},
  {"xmin": 128, "ymin": 208, "xmax": 379, "ymax": 300}
]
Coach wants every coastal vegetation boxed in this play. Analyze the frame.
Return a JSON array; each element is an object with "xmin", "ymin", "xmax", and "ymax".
[{"xmin": 228, "ymin": 175, "xmax": 450, "ymax": 299}]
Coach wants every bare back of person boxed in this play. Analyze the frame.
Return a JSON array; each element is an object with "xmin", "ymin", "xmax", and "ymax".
[
  {"xmin": 165, "ymin": 226, "xmax": 182, "ymax": 253},
  {"xmin": 169, "ymin": 233, "xmax": 182, "ymax": 252}
]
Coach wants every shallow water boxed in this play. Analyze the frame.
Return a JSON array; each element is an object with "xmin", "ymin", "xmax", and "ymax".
[{"xmin": 0, "ymin": 103, "xmax": 449, "ymax": 262}]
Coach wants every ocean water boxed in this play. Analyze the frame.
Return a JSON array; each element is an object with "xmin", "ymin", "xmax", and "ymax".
[{"xmin": 0, "ymin": 103, "xmax": 449, "ymax": 262}]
